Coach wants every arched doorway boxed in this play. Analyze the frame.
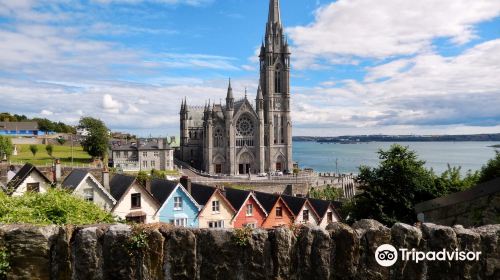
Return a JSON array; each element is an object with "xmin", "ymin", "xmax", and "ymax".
[
  {"xmin": 238, "ymin": 152, "xmax": 254, "ymax": 175},
  {"xmin": 276, "ymin": 155, "xmax": 286, "ymax": 172}
]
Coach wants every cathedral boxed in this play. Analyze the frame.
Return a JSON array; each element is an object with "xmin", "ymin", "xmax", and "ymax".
[{"xmin": 179, "ymin": 0, "xmax": 292, "ymax": 175}]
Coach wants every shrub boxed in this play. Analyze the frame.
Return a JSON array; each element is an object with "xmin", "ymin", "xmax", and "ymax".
[
  {"xmin": 0, "ymin": 189, "xmax": 115, "ymax": 225},
  {"xmin": 232, "ymin": 227, "xmax": 253, "ymax": 247}
]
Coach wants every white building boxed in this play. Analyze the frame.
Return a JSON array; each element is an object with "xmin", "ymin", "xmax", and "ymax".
[{"xmin": 111, "ymin": 138, "xmax": 174, "ymax": 172}]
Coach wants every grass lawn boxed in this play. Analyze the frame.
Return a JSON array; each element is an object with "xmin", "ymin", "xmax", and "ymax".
[{"xmin": 9, "ymin": 144, "xmax": 92, "ymax": 167}]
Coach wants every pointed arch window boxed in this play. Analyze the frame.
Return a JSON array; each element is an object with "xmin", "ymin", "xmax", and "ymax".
[
  {"xmin": 275, "ymin": 64, "xmax": 282, "ymax": 93},
  {"xmin": 214, "ymin": 127, "xmax": 224, "ymax": 147}
]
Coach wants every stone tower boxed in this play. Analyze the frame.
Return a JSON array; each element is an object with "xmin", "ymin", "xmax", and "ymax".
[{"xmin": 260, "ymin": 0, "xmax": 293, "ymax": 172}]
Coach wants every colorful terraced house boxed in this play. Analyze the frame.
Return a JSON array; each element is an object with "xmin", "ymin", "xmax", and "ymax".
[
  {"xmin": 225, "ymin": 188, "xmax": 268, "ymax": 228},
  {"xmin": 255, "ymin": 191, "xmax": 295, "ymax": 229},
  {"xmin": 282, "ymin": 195, "xmax": 321, "ymax": 227},
  {"xmin": 151, "ymin": 178, "xmax": 201, "ymax": 227},
  {"xmin": 189, "ymin": 183, "xmax": 237, "ymax": 229},
  {"xmin": 309, "ymin": 198, "xmax": 342, "ymax": 228}
]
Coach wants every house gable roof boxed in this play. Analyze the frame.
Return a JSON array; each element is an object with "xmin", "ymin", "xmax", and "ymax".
[
  {"xmin": 109, "ymin": 174, "xmax": 137, "ymax": 201},
  {"xmin": 231, "ymin": 192, "xmax": 268, "ymax": 222},
  {"xmin": 155, "ymin": 182, "xmax": 201, "ymax": 216},
  {"xmin": 254, "ymin": 191, "xmax": 279, "ymax": 213},
  {"xmin": 224, "ymin": 187, "xmax": 251, "ymax": 210},
  {"xmin": 281, "ymin": 195, "xmax": 307, "ymax": 216},
  {"xmin": 190, "ymin": 183, "xmax": 217, "ymax": 206},
  {"xmin": 308, "ymin": 198, "xmax": 331, "ymax": 219},
  {"xmin": 150, "ymin": 179, "xmax": 178, "ymax": 204},
  {"xmin": 6, "ymin": 163, "xmax": 52, "ymax": 194},
  {"xmin": 61, "ymin": 169, "xmax": 89, "ymax": 191}
]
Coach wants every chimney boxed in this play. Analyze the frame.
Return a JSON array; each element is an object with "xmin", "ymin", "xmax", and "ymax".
[
  {"xmin": 217, "ymin": 185, "xmax": 226, "ymax": 197},
  {"xmin": 180, "ymin": 176, "xmax": 192, "ymax": 194},
  {"xmin": 102, "ymin": 168, "xmax": 110, "ymax": 191},
  {"xmin": 54, "ymin": 159, "xmax": 61, "ymax": 182},
  {"xmin": 157, "ymin": 138, "xmax": 164, "ymax": 149}
]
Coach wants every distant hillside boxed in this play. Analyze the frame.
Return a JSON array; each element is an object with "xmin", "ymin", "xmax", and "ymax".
[
  {"xmin": 0, "ymin": 112, "xmax": 76, "ymax": 134},
  {"xmin": 293, "ymin": 134, "xmax": 500, "ymax": 143}
]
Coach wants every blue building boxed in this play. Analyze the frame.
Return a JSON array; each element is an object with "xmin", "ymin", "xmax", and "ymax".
[
  {"xmin": 150, "ymin": 179, "xmax": 201, "ymax": 227},
  {"xmin": 0, "ymin": 122, "xmax": 39, "ymax": 136}
]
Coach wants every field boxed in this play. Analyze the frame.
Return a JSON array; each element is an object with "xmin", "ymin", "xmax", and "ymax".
[{"xmin": 9, "ymin": 144, "xmax": 92, "ymax": 167}]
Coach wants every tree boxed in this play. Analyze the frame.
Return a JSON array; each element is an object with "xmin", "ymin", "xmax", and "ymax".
[
  {"xmin": 46, "ymin": 144, "xmax": 54, "ymax": 157},
  {"xmin": 29, "ymin": 145, "xmax": 38, "ymax": 157},
  {"xmin": 477, "ymin": 151, "xmax": 500, "ymax": 183},
  {"xmin": 347, "ymin": 144, "xmax": 437, "ymax": 226},
  {"xmin": 136, "ymin": 171, "xmax": 149, "ymax": 187},
  {"xmin": 309, "ymin": 185, "xmax": 344, "ymax": 201},
  {"xmin": 79, "ymin": 117, "xmax": 109, "ymax": 164},
  {"xmin": 433, "ymin": 165, "xmax": 479, "ymax": 196},
  {"xmin": 0, "ymin": 136, "xmax": 14, "ymax": 160}
]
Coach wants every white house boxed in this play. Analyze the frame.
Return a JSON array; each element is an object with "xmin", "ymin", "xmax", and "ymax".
[
  {"xmin": 309, "ymin": 198, "xmax": 341, "ymax": 229},
  {"xmin": 61, "ymin": 169, "xmax": 116, "ymax": 211},
  {"xmin": 282, "ymin": 195, "xmax": 321, "ymax": 226},
  {"xmin": 6, "ymin": 164, "xmax": 52, "ymax": 196},
  {"xmin": 109, "ymin": 174, "xmax": 160, "ymax": 223}
]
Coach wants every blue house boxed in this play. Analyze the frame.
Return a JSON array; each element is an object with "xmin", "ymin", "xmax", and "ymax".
[{"xmin": 150, "ymin": 179, "xmax": 201, "ymax": 227}]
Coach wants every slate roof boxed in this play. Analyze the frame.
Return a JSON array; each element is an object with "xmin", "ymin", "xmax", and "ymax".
[
  {"xmin": 109, "ymin": 174, "xmax": 137, "ymax": 201},
  {"xmin": 254, "ymin": 191, "xmax": 280, "ymax": 213},
  {"xmin": 6, "ymin": 163, "xmax": 51, "ymax": 194},
  {"xmin": 190, "ymin": 183, "xmax": 217, "ymax": 206},
  {"xmin": 61, "ymin": 169, "xmax": 89, "ymax": 191},
  {"xmin": 224, "ymin": 187, "xmax": 251, "ymax": 211},
  {"xmin": 150, "ymin": 179, "xmax": 178, "ymax": 204},
  {"xmin": 281, "ymin": 195, "xmax": 307, "ymax": 216},
  {"xmin": 308, "ymin": 198, "xmax": 331, "ymax": 218}
]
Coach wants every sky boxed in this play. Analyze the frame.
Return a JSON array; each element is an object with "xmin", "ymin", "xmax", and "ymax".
[{"xmin": 0, "ymin": 0, "xmax": 500, "ymax": 137}]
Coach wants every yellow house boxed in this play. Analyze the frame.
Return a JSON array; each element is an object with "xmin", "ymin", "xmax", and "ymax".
[{"xmin": 189, "ymin": 183, "xmax": 236, "ymax": 229}]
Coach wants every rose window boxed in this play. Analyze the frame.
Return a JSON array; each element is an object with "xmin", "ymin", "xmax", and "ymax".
[{"xmin": 236, "ymin": 116, "xmax": 254, "ymax": 136}]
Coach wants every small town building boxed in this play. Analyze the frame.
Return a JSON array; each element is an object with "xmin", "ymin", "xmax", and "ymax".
[
  {"xmin": 61, "ymin": 169, "xmax": 116, "ymax": 211},
  {"xmin": 282, "ymin": 195, "xmax": 320, "ymax": 226},
  {"xmin": 151, "ymin": 178, "xmax": 201, "ymax": 227},
  {"xmin": 110, "ymin": 174, "xmax": 159, "ymax": 223},
  {"xmin": 308, "ymin": 198, "xmax": 341, "ymax": 229},
  {"xmin": 255, "ymin": 191, "xmax": 295, "ymax": 229},
  {"xmin": 190, "ymin": 184, "xmax": 236, "ymax": 229},
  {"xmin": 225, "ymin": 188, "xmax": 267, "ymax": 228},
  {"xmin": 0, "ymin": 121, "xmax": 39, "ymax": 136},
  {"xmin": 5, "ymin": 163, "xmax": 52, "ymax": 196},
  {"xmin": 111, "ymin": 138, "xmax": 174, "ymax": 172}
]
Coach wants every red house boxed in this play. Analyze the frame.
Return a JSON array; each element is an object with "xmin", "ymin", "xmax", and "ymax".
[{"xmin": 225, "ymin": 188, "xmax": 267, "ymax": 228}]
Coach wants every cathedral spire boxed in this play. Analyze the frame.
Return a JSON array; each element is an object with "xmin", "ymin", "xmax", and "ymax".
[
  {"xmin": 226, "ymin": 78, "xmax": 233, "ymax": 100},
  {"xmin": 268, "ymin": 0, "xmax": 281, "ymax": 25}
]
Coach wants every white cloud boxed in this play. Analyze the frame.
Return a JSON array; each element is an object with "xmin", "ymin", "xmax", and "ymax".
[
  {"xmin": 40, "ymin": 109, "xmax": 53, "ymax": 116},
  {"xmin": 91, "ymin": 0, "xmax": 213, "ymax": 6},
  {"xmin": 288, "ymin": 0, "xmax": 500, "ymax": 66},
  {"xmin": 102, "ymin": 94, "xmax": 123, "ymax": 113}
]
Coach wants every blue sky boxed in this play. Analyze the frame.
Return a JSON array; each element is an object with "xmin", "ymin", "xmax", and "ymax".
[{"xmin": 0, "ymin": 0, "xmax": 500, "ymax": 137}]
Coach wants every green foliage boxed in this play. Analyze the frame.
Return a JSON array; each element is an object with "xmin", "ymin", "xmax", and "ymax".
[
  {"xmin": 79, "ymin": 117, "xmax": 109, "ymax": 161},
  {"xmin": 309, "ymin": 185, "xmax": 343, "ymax": 201},
  {"xmin": 0, "ymin": 189, "xmax": 115, "ymax": 225},
  {"xmin": 10, "ymin": 144, "xmax": 91, "ymax": 166},
  {"xmin": 45, "ymin": 144, "xmax": 54, "ymax": 157},
  {"xmin": 0, "ymin": 113, "xmax": 28, "ymax": 122},
  {"xmin": 232, "ymin": 227, "xmax": 253, "ymax": 247},
  {"xmin": 125, "ymin": 227, "xmax": 149, "ymax": 256},
  {"xmin": 29, "ymin": 144, "xmax": 38, "ymax": 157},
  {"xmin": 150, "ymin": 169, "xmax": 166, "ymax": 180},
  {"xmin": 0, "ymin": 136, "xmax": 13, "ymax": 160},
  {"xmin": 477, "ymin": 151, "xmax": 500, "ymax": 183},
  {"xmin": 0, "ymin": 245, "xmax": 9, "ymax": 280},
  {"xmin": 345, "ymin": 144, "xmax": 485, "ymax": 226},
  {"xmin": 136, "ymin": 171, "xmax": 149, "ymax": 187}
]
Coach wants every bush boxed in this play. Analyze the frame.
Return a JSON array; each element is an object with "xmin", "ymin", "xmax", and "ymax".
[{"xmin": 0, "ymin": 189, "xmax": 115, "ymax": 225}]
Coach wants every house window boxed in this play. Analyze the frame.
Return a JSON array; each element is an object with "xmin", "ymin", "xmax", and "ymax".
[
  {"xmin": 208, "ymin": 220, "xmax": 224, "ymax": 228},
  {"xmin": 26, "ymin": 183, "xmax": 40, "ymax": 193},
  {"xmin": 215, "ymin": 164, "xmax": 222, "ymax": 174},
  {"xmin": 83, "ymin": 189, "xmax": 94, "ymax": 202},
  {"xmin": 246, "ymin": 204, "xmax": 253, "ymax": 216},
  {"xmin": 173, "ymin": 218, "xmax": 187, "ymax": 227},
  {"xmin": 142, "ymin": 152, "xmax": 147, "ymax": 157},
  {"xmin": 125, "ymin": 151, "xmax": 129, "ymax": 157},
  {"xmin": 303, "ymin": 210, "xmax": 309, "ymax": 222},
  {"xmin": 212, "ymin": 200, "xmax": 220, "ymax": 213},
  {"xmin": 244, "ymin": 223, "xmax": 256, "ymax": 229},
  {"xmin": 276, "ymin": 207, "xmax": 283, "ymax": 217},
  {"xmin": 151, "ymin": 161, "xmax": 155, "ymax": 168},
  {"xmin": 131, "ymin": 193, "xmax": 141, "ymax": 208},
  {"xmin": 174, "ymin": 197, "xmax": 183, "ymax": 210},
  {"xmin": 154, "ymin": 152, "xmax": 159, "ymax": 157},
  {"xmin": 327, "ymin": 212, "xmax": 333, "ymax": 223}
]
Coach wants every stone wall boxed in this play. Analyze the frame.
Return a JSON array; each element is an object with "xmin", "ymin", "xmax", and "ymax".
[{"xmin": 0, "ymin": 220, "xmax": 498, "ymax": 280}]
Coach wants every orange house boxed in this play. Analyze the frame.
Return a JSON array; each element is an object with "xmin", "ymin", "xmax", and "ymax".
[
  {"xmin": 226, "ymin": 188, "xmax": 267, "ymax": 228},
  {"xmin": 255, "ymin": 192, "xmax": 295, "ymax": 228}
]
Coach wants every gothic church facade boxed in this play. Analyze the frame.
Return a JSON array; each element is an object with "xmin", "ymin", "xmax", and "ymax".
[{"xmin": 179, "ymin": 0, "xmax": 292, "ymax": 175}]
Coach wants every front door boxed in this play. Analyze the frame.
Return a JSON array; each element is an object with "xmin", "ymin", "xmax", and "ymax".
[
  {"xmin": 276, "ymin": 162, "xmax": 282, "ymax": 171},
  {"xmin": 239, "ymin": 164, "xmax": 244, "ymax": 174}
]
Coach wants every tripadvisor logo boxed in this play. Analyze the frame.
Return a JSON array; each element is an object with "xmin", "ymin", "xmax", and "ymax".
[{"xmin": 375, "ymin": 244, "xmax": 482, "ymax": 267}]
